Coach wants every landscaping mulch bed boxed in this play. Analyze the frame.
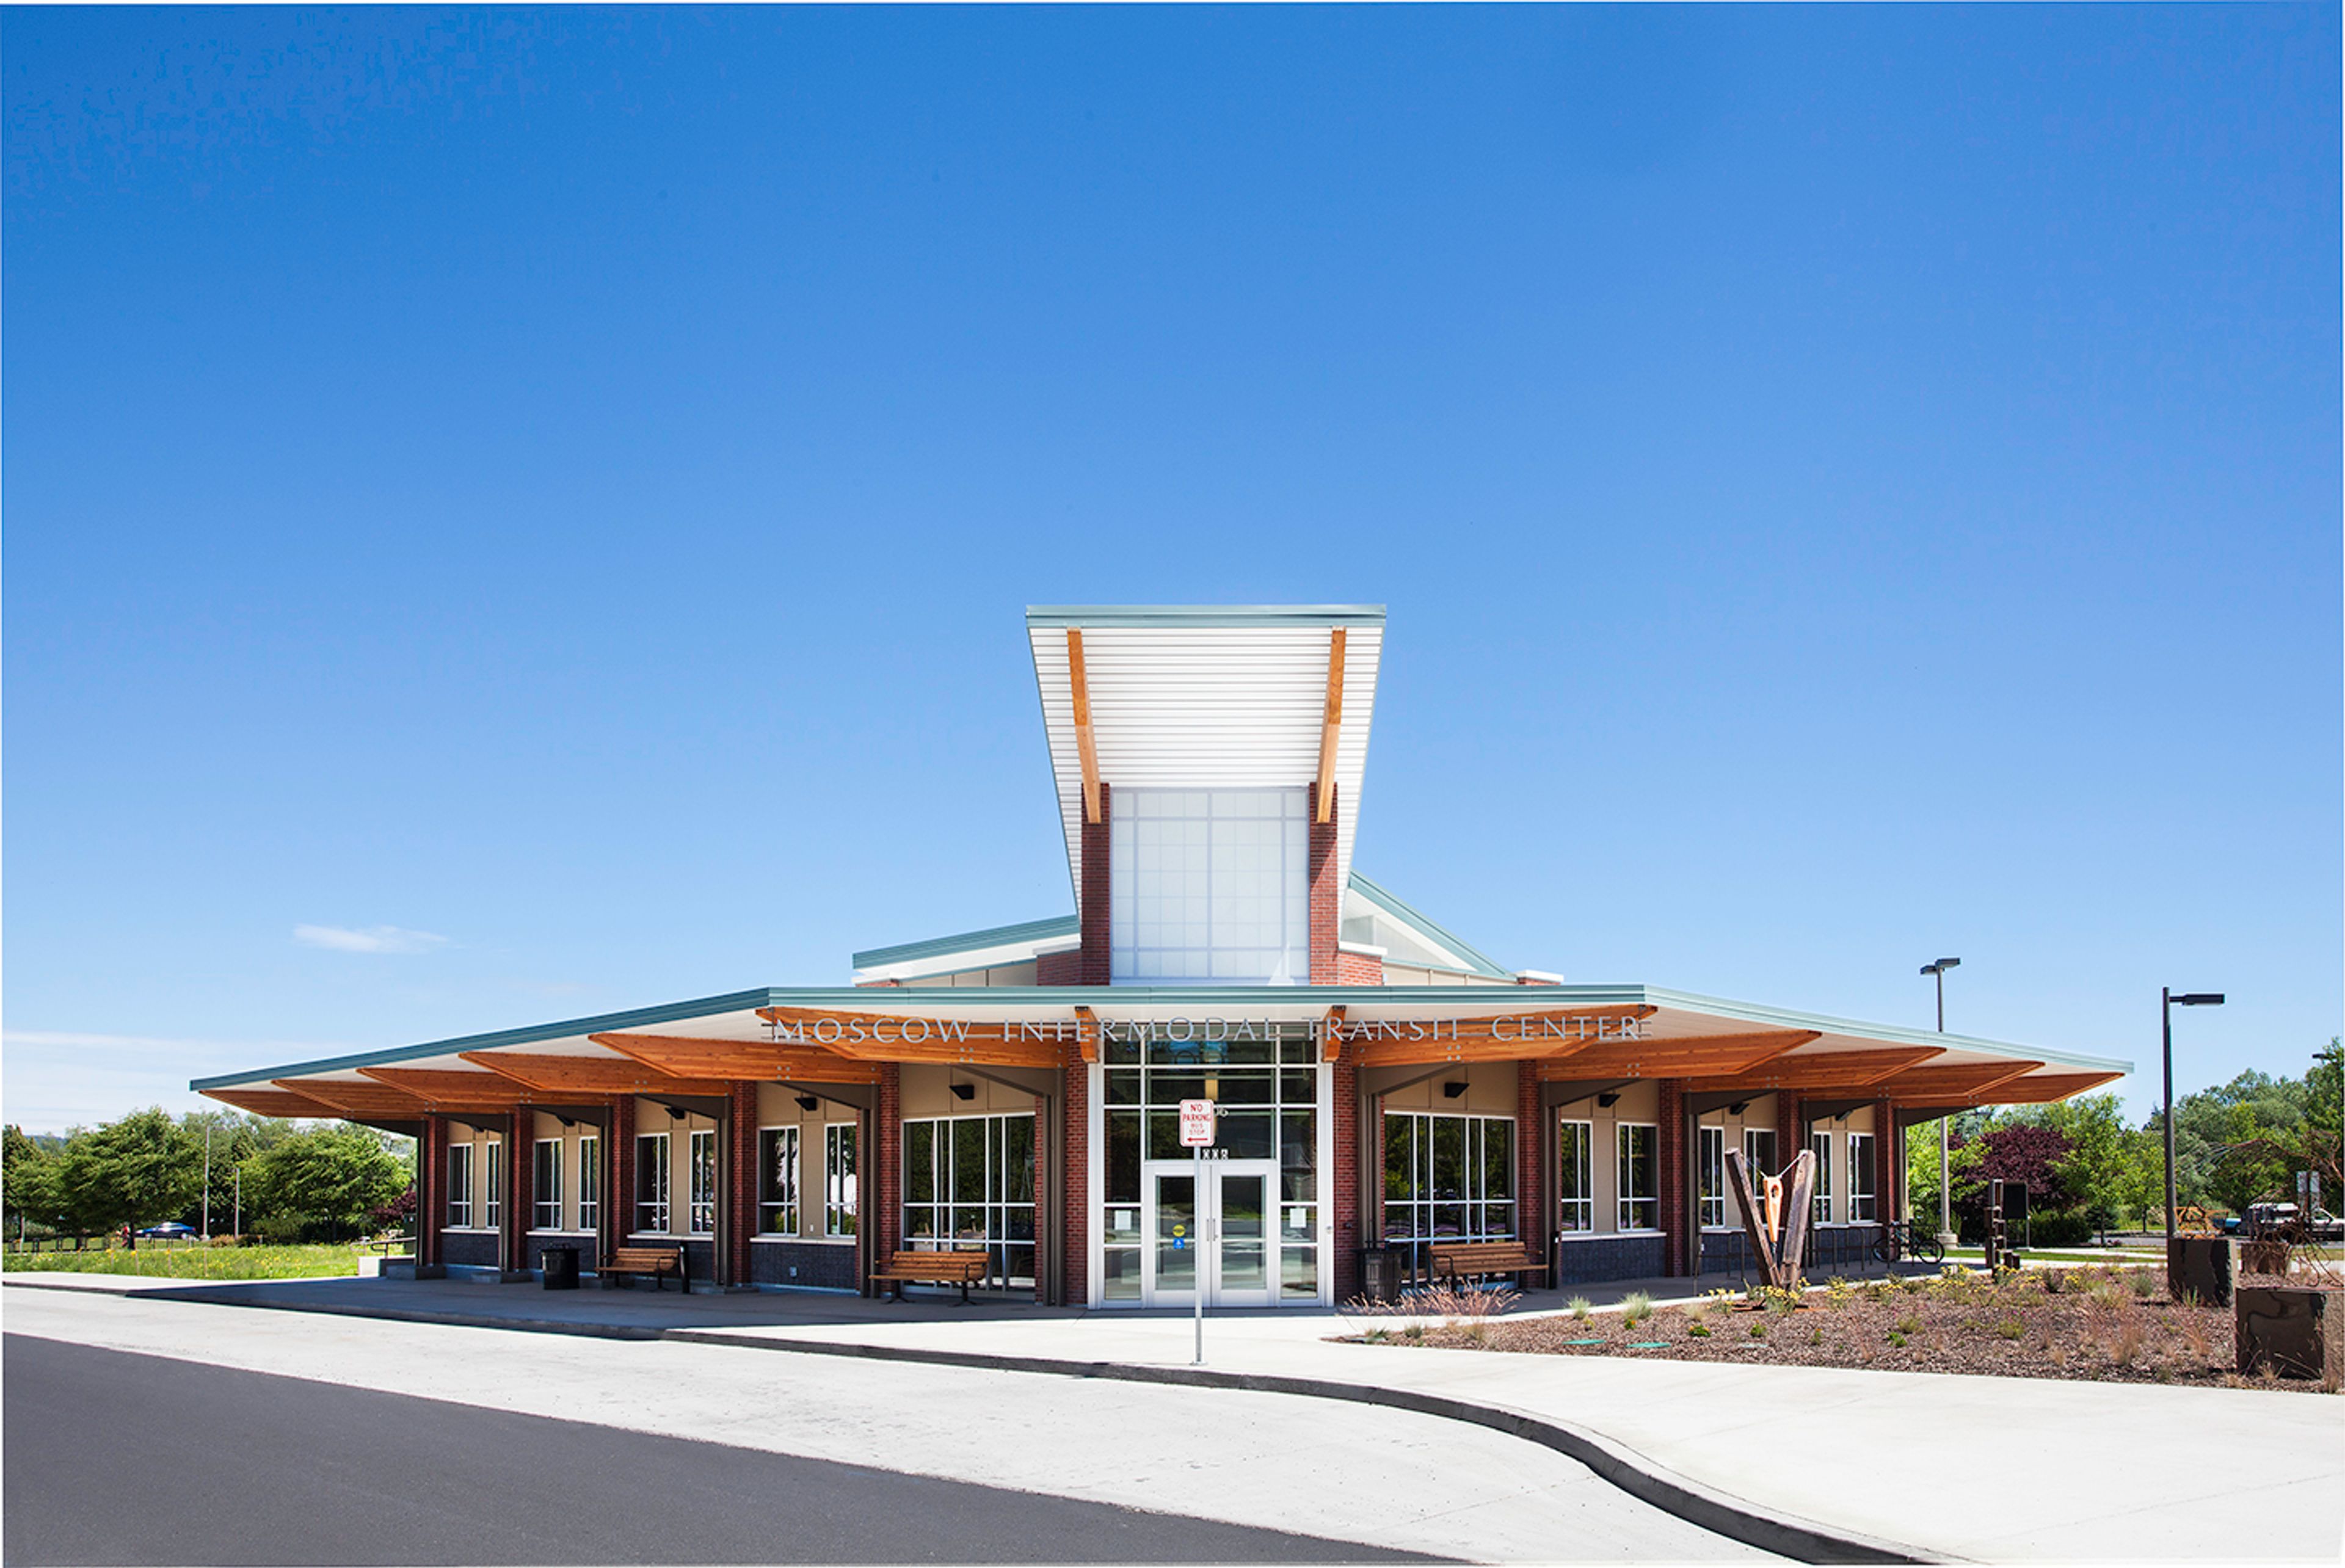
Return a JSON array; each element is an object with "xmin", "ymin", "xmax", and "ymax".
[{"xmin": 1343, "ymin": 1266, "xmax": 2339, "ymax": 1394}]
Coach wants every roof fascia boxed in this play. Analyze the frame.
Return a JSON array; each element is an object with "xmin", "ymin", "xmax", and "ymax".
[
  {"xmin": 1025, "ymin": 605, "xmax": 1386, "ymax": 630},
  {"xmin": 1638, "ymin": 986, "xmax": 2134, "ymax": 1075},
  {"xmin": 851, "ymin": 914, "xmax": 1080, "ymax": 972},
  {"xmin": 189, "ymin": 987, "xmax": 780, "ymax": 1093},
  {"xmin": 1347, "ymin": 871, "xmax": 1511, "ymax": 978}
]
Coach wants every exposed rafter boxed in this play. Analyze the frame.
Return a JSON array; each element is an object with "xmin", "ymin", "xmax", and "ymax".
[
  {"xmin": 1346, "ymin": 1006, "xmax": 1662, "ymax": 1068},
  {"xmin": 457, "ymin": 1051, "xmax": 736, "ymax": 1098},
  {"xmin": 1866, "ymin": 1059, "xmax": 2044, "ymax": 1104},
  {"xmin": 1529, "ymin": 1029, "xmax": 1822, "ymax": 1082},
  {"xmin": 202, "ymin": 1086, "xmax": 342, "ymax": 1120},
  {"xmin": 1068, "ymin": 627, "xmax": 1100, "ymax": 825},
  {"xmin": 274, "ymin": 1078, "xmax": 434, "ymax": 1119},
  {"xmin": 357, "ymin": 1067, "xmax": 530, "ymax": 1109},
  {"xmin": 1074, "ymin": 1005, "xmax": 1099, "ymax": 1064},
  {"xmin": 589, "ymin": 1031, "xmax": 887, "ymax": 1084},
  {"xmin": 1680, "ymin": 1045, "xmax": 1944, "ymax": 1095},
  {"xmin": 1320, "ymin": 1004, "xmax": 1347, "ymax": 1062},
  {"xmin": 1316, "ymin": 626, "xmax": 1345, "ymax": 823},
  {"xmin": 1962, "ymin": 1069, "xmax": 2120, "ymax": 1106}
]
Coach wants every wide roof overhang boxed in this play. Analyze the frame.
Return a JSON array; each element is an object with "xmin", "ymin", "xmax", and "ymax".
[
  {"xmin": 1026, "ymin": 605, "xmax": 1386, "ymax": 912},
  {"xmin": 194, "ymin": 982, "xmax": 2130, "ymax": 1116}
]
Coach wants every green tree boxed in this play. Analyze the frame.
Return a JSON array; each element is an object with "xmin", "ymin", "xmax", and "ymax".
[
  {"xmin": 2034, "ymin": 1093, "xmax": 2132, "ymax": 1237},
  {"xmin": 241, "ymin": 1125, "xmax": 407, "ymax": 1241},
  {"xmin": 56, "ymin": 1108, "xmax": 203, "ymax": 1246},
  {"xmin": 2, "ymin": 1124, "xmax": 64, "ymax": 1239}
]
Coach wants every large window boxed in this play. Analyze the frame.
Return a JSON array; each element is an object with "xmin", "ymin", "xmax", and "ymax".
[
  {"xmin": 1616, "ymin": 1125, "xmax": 1658, "ymax": 1232},
  {"xmin": 533, "ymin": 1140, "xmax": 562, "ymax": 1230},
  {"xmin": 904, "ymin": 1114, "xmax": 1034, "ymax": 1288},
  {"xmin": 1110, "ymin": 789, "xmax": 1308, "ymax": 984},
  {"xmin": 484, "ymin": 1141, "xmax": 504, "ymax": 1230},
  {"xmin": 1699, "ymin": 1125, "xmax": 1726, "ymax": 1228},
  {"xmin": 447, "ymin": 1144, "xmax": 474, "ymax": 1228},
  {"xmin": 1557, "ymin": 1119, "xmax": 1593, "ymax": 1232},
  {"xmin": 826, "ymin": 1124, "xmax": 859, "ymax": 1237},
  {"xmin": 758, "ymin": 1127, "xmax": 800, "ymax": 1235},
  {"xmin": 1744, "ymin": 1127, "xmax": 1778, "ymax": 1180},
  {"xmin": 1810, "ymin": 1130, "xmax": 1834, "ymax": 1225},
  {"xmin": 1383, "ymin": 1113, "xmax": 1515, "ymax": 1277},
  {"xmin": 634, "ymin": 1133, "xmax": 670, "ymax": 1233},
  {"xmin": 1101, "ymin": 1031, "xmax": 1322, "ymax": 1302},
  {"xmin": 578, "ymin": 1136, "xmax": 600, "ymax": 1232},
  {"xmin": 1849, "ymin": 1133, "xmax": 1877, "ymax": 1222},
  {"xmin": 688, "ymin": 1130, "xmax": 717, "ymax": 1235}
]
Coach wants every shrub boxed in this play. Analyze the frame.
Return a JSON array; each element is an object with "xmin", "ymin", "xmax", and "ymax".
[
  {"xmin": 1895, "ymin": 1313, "xmax": 1922, "ymax": 1335},
  {"xmin": 1688, "ymin": 1322, "xmax": 1712, "ymax": 1338},
  {"xmin": 1809, "ymin": 1325, "xmax": 1824, "ymax": 1346},
  {"xmin": 2126, "ymin": 1269, "xmax": 2157, "ymax": 1302},
  {"xmin": 1621, "ymin": 1291, "xmax": 1654, "ymax": 1327},
  {"xmin": 1750, "ymin": 1321, "xmax": 1768, "ymax": 1340},
  {"xmin": 1995, "ymin": 1316, "xmax": 2026, "ymax": 1341},
  {"xmin": 1566, "ymin": 1295, "xmax": 1593, "ymax": 1321}
]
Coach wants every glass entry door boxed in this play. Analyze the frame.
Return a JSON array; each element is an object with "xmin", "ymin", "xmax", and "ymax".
[{"xmin": 1141, "ymin": 1160, "xmax": 1280, "ymax": 1307}]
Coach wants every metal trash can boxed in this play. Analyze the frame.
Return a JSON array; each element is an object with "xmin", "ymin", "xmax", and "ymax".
[
  {"xmin": 1356, "ymin": 1246, "xmax": 1403, "ymax": 1305},
  {"xmin": 541, "ymin": 1247, "xmax": 580, "ymax": 1290}
]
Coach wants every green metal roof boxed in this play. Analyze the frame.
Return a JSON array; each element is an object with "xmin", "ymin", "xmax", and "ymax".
[
  {"xmin": 853, "ymin": 914, "xmax": 1080, "ymax": 972},
  {"xmin": 194, "ymin": 981, "xmax": 2131, "ymax": 1094},
  {"xmin": 1024, "ymin": 604, "xmax": 1386, "ymax": 630},
  {"xmin": 1345, "ymin": 871, "xmax": 1512, "ymax": 979}
]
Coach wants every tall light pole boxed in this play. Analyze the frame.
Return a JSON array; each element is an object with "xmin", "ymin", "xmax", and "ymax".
[
  {"xmin": 1921, "ymin": 959, "xmax": 1961, "ymax": 1247},
  {"xmin": 2162, "ymin": 987, "xmax": 2225, "ymax": 1239}
]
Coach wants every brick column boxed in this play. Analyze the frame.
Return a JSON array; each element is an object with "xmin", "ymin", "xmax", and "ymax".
[
  {"xmin": 1330, "ymin": 1047, "xmax": 1359, "ymax": 1302},
  {"xmin": 1517, "ymin": 1061, "xmax": 1546, "ymax": 1269},
  {"xmin": 876, "ymin": 1065, "xmax": 903, "ymax": 1279},
  {"xmin": 507, "ymin": 1112, "xmax": 531, "ymax": 1273},
  {"xmin": 1874, "ymin": 1098, "xmax": 1898, "ymax": 1226},
  {"xmin": 728, "ymin": 1081, "xmax": 758, "ymax": 1287},
  {"xmin": 419, "ymin": 1116, "xmax": 445, "ymax": 1268},
  {"xmin": 1658, "ymin": 1080, "xmax": 1690, "ymax": 1276},
  {"xmin": 1061, "ymin": 1059, "xmax": 1089, "ymax": 1305},
  {"xmin": 1307, "ymin": 783, "xmax": 1340, "ymax": 984},
  {"xmin": 609, "ymin": 1096, "xmax": 636, "ymax": 1259},
  {"xmin": 1775, "ymin": 1093, "xmax": 1804, "ymax": 1176},
  {"xmin": 1078, "ymin": 782, "xmax": 1112, "ymax": 985}
]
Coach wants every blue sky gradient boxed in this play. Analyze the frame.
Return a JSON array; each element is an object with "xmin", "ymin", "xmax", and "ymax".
[{"xmin": 4, "ymin": 5, "xmax": 2337, "ymax": 1130}]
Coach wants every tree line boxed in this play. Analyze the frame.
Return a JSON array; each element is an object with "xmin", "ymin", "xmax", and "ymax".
[
  {"xmin": 1905, "ymin": 1044, "xmax": 2343, "ymax": 1244},
  {"xmin": 2, "ymin": 1108, "xmax": 415, "ymax": 1246}
]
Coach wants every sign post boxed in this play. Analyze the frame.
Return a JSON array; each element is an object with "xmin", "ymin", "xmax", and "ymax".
[{"xmin": 1177, "ymin": 1098, "xmax": 1216, "ymax": 1365}]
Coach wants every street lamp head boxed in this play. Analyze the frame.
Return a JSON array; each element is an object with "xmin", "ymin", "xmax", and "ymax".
[
  {"xmin": 2173, "ymin": 993, "xmax": 2225, "ymax": 1007},
  {"xmin": 1920, "ymin": 958, "xmax": 1961, "ymax": 976}
]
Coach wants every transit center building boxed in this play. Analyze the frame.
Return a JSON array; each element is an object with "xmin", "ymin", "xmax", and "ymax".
[{"xmin": 196, "ymin": 605, "xmax": 2131, "ymax": 1307}]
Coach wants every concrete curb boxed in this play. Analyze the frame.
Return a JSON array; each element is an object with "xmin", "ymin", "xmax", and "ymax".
[
  {"xmin": 3, "ymin": 1276, "xmax": 1950, "ymax": 1564},
  {"xmin": 668, "ymin": 1328, "xmax": 1949, "ymax": 1565}
]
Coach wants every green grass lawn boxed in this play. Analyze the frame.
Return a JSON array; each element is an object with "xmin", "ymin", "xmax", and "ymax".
[
  {"xmin": 1943, "ymin": 1246, "xmax": 2163, "ymax": 1265},
  {"xmin": 2, "ymin": 1243, "xmax": 376, "ymax": 1280}
]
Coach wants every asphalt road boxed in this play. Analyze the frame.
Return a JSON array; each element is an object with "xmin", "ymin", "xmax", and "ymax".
[{"xmin": 4, "ymin": 1335, "xmax": 1436, "ymax": 1566}]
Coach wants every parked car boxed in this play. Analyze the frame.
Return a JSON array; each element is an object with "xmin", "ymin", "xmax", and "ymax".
[
  {"xmin": 135, "ymin": 1222, "xmax": 197, "ymax": 1240},
  {"xmin": 2308, "ymin": 1208, "xmax": 2345, "ymax": 1243}
]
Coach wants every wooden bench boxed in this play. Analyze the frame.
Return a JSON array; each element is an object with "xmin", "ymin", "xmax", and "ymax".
[
  {"xmin": 870, "ymin": 1249, "xmax": 991, "ymax": 1304},
  {"xmin": 1428, "ymin": 1240, "xmax": 1538, "ymax": 1290},
  {"xmin": 602, "ymin": 1244, "xmax": 687, "ymax": 1291}
]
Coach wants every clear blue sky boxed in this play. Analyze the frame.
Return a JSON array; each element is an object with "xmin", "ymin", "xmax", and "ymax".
[{"xmin": 4, "ymin": 5, "xmax": 2337, "ymax": 1132}]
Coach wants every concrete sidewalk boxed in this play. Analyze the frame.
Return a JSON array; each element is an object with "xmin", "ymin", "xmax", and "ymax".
[{"xmin": 7, "ymin": 1271, "xmax": 2341, "ymax": 1563}]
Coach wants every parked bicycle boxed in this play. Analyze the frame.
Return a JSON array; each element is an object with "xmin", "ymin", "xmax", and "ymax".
[{"xmin": 1870, "ymin": 1219, "xmax": 1945, "ymax": 1268}]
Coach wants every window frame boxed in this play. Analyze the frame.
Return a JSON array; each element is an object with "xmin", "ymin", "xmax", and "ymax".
[
  {"xmin": 577, "ymin": 1135, "xmax": 601, "ymax": 1232},
  {"xmin": 1809, "ymin": 1130, "xmax": 1834, "ymax": 1225},
  {"xmin": 1556, "ymin": 1117, "xmax": 1594, "ymax": 1233},
  {"xmin": 901, "ymin": 1111, "xmax": 1038, "ymax": 1288},
  {"xmin": 447, "ymin": 1142, "xmax": 474, "ymax": 1229},
  {"xmin": 1616, "ymin": 1123, "xmax": 1660, "ymax": 1233},
  {"xmin": 533, "ymin": 1138, "xmax": 563, "ymax": 1231},
  {"xmin": 634, "ymin": 1131, "xmax": 671, "ymax": 1235},
  {"xmin": 758, "ymin": 1125, "xmax": 801, "ymax": 1236},
  {"xmin": 825, "ymin": 1122, "xmax": 859, "ymax": 1238},
  {"xmin": 1848, "ymin": 1131, "xmax": 1877, "ymax": 1223},
  {"xmin": 688, "ymin": 1128, "xmax": 718, "ymax": 1236},
  {"xmin": 1109, "ymin": 788, "xmax": 1310, "ymax": 985},
  {"xmin": 1698, "ymin": 1124, "xmax": 1726, "ymax": 1229},
  {"xmin": 483, "ymin": 1139, "xmax": 504, "ymax": 1230}
]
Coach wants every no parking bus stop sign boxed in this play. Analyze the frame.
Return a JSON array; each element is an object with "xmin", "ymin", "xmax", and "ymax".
[{"xmin": 1177, "ymin": 1098, "xmax": 1216, "ymax": 1148}]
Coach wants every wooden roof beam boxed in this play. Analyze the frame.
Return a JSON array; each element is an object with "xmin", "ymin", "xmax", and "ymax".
[
  {"xmin": 456, "ymin": 1051, "xmax": 736, "ymax": 1098},
  {"xmin": 1867, "ymin": 1059, "xmax": 2045, "ymax": 1103},
  {"xmin": 1531, "ymin": 1029, "xmax": 1822, "ymax": 1083},
  {"xmin": 1069, "ymin": 628, "xmax": 1100, "ymax": 826},
  {"xmin": 274, "ymin": 1078, "xmax": 432, "ymax": 1119},
  {"xmin": 1321, "ymin": 1004, "xmax": 1347, "ymax": 1062},
  {"xmin": 591, "ymin": 1031, "xmax": 887, "ymax": 1084},
  {"xmin": 1316, "ymin": 626, "xmax": 1346, "ymax": 823},
  {"xmin": 756, "ymin": 1007, "xmax": 1068, "ymax": 1069},
  {"xmin": 1681, "ymin": 1045, "xmax": 1945, "ymax": 1096},
  {"xmin": 1074, "ymin": 1006, "xmax": 1099, "ymax": 1064},
  {"xmin": 202, "ymin": 1087, "xmax": 342, "ymax": 1120},
  {"xmin": 357, "ymin": 1067, "xmax": 529, "ymax": 1110},
  {"xmin": 1961, "ymin": 1070, "xmax": 2125, "ymax": 1107}
]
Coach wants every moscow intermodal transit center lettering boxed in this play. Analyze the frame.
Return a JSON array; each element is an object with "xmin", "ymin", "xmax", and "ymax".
[{"xmin": 771, "ymin": 1014, "xmax": 1651, "ymax": 1046}]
